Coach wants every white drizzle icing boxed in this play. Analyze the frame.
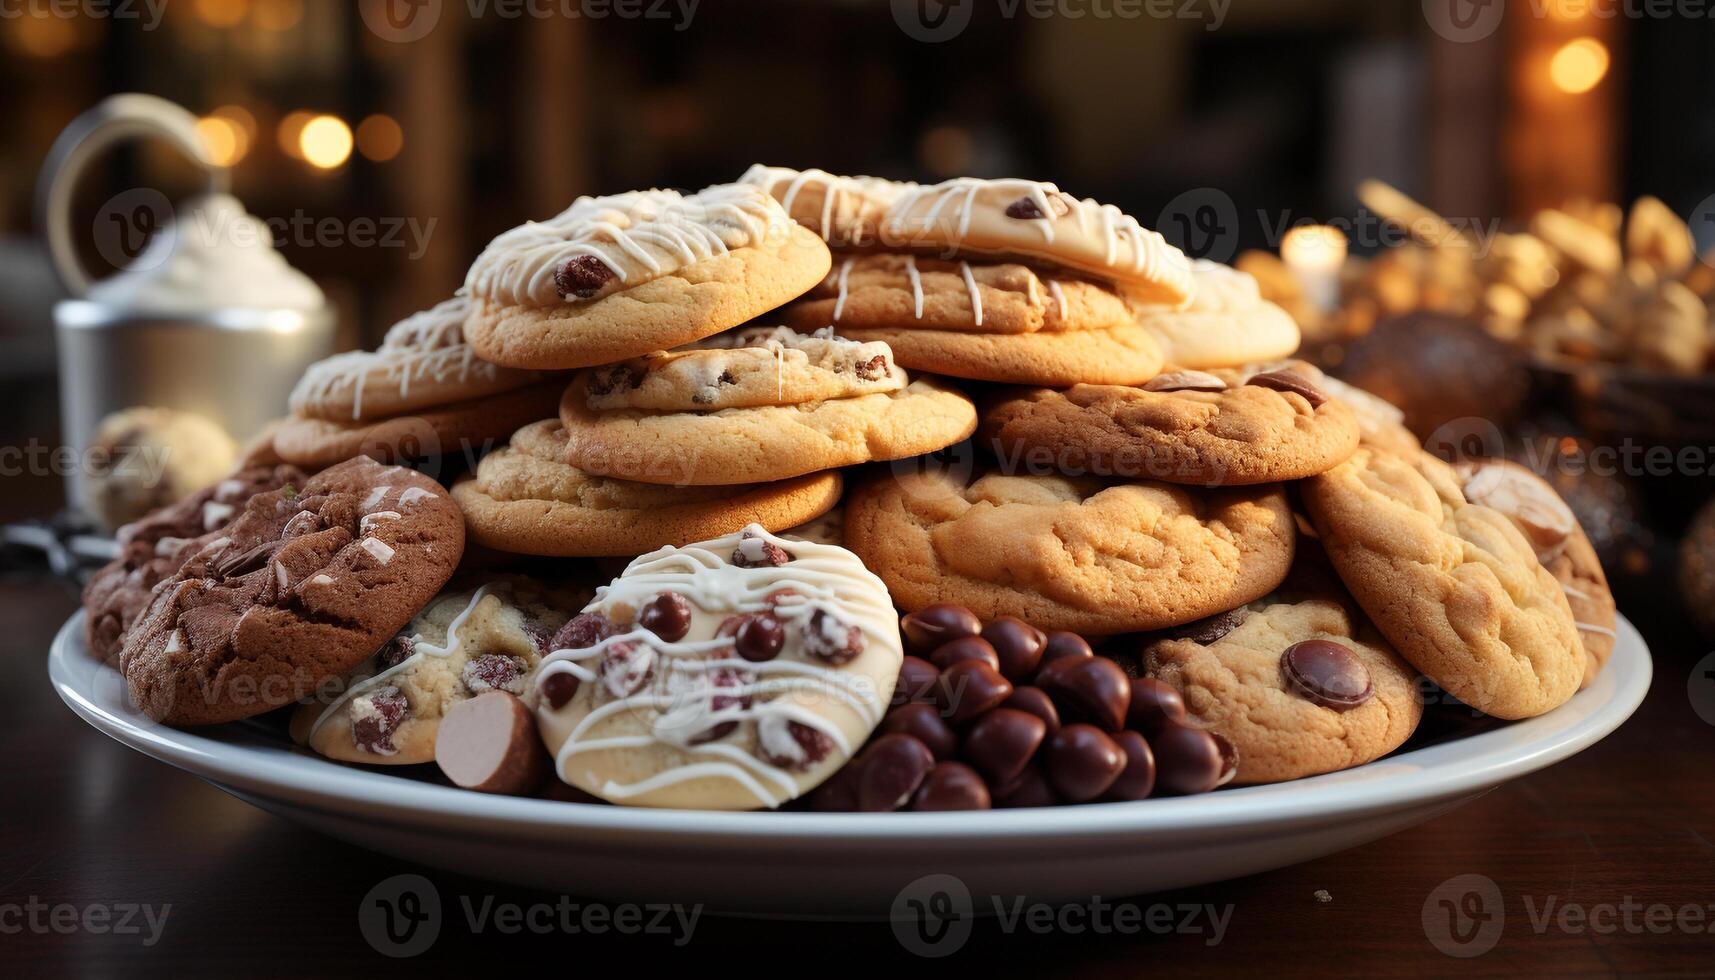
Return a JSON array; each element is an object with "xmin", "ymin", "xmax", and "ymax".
[
  {"xmin": 959, "ymin": 261, "xmax": 984, "ymax": 327},
  {"xmin": 1577, "ymin": 622, "xmax": 1617, "ymax": 638},
  {"xmin": 536, "ymin": 524, "xmax": 900, "ymax": 808},
  {"xmin": 737, "ymin": 165, "xmax": 913, "ymax": 245},
  {"xmin": 905, "ymin": 255, "xmax": 924, "ymax": 318},
  {"xmin": 1048, "ymin": 280, "xmax": 1068, "ymax": 321},
  {"xmin": 832, "ymin": 257, "xmax": 854, "ymax": 321}
]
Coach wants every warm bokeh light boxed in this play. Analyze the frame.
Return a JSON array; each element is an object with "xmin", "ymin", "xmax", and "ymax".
[
  {"xmin": 193, "ymin": 0, "xmax": 253, "ymax": 27},
  {"xmin": 195, "ymin": 116, "xmax": 248, "ymax": 166},
  {"xmin": 1549, "ymin": 38, "xmax": 1610, "ymax": 95},
  {"xmin": 211, "ymin": 104, "xmax": 257, "ymax": 140},
  {"xmin": 355, "ymin": 114, "xmax": 404, "ymax": 162},
  {"xmin": 277, "ymin": 110, "xmax": 315, "ymax": 160},
  {"xmin": 299, "ymin": 115, "xmax": 354, "ymax": 169},
  {"xmin": 919, "ymin": 126, "xmax": 974, "ymax": 177},
  {"xmin": 1281, "ymin": 225, "xmax": 1349, "ymax": 270},
  {"xmin": 255, "ymin": 0, "xmax": 304, "ymax": 30},
  {"xmin": 8, "ymin": 14, "xmax": 78, "ymax": 58}
]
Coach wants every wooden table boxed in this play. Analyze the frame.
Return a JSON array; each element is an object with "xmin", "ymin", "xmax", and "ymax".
[{"xmin": 4, "ymin": 556, "xmax": 1713, "ymax": 977}]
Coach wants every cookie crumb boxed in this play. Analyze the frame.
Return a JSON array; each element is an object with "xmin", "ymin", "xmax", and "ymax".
[{"xmin": 1314, "ymin": 889, "xmax": 1332, "ymax": 903}]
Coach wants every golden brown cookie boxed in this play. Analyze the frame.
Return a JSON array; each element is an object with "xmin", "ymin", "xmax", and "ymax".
[
  {"xmin": 273, "ymin": 381, "xmax": 564, "ymax": 468},
  {"xmin": 1302, "ymin": 449, "xmax": 1583, "ymax": 719},
  {"xmin": 784, "ymin": 253, "xmax": 1135, "ymax": 335},
  {"xmin": 836, "ymin": 322, "xmax": 1165, "ymax": 387},
  {"xmin": 120, "ymin": 457, "xmax": 465, "ymax": 725},
  {"xmin": 1135, "ymin": 260, "xmax": 1301, "ymax": 369},
  {"xmin": 738, "ymin": 164, "xmax": 913, "ymax": 248},
  {"xmin": 452, "ymin": 420, "xmax": 843, "ymax": 556},
  {"xmin": 1452, "ymin": 459, "xmax": 1617, "ymax": 688},
  {"xmin": 1144, "ymin": 598, "xmax": 1423, "ymax": 784},
  {"xmin": 845, "ymin": 470, "xmax": 1296, "ymax": 635},
  {"xmin": 981, "ymin": 367, "xmax": 1359, "ymax": 486},
  {"xmin": 290, "ymin": 577, "xmax": 588, "ymax": 765},
  {"xmin": 557, "ymin": 373, "xmax": 976, "ymax": 486},
  {"xmin": 463, "ymin": 185, "xmax": 833, "ymax": 369},
  {"xmin": 1210, "ymin": 360, "xmax": 1419, "ymax": 457}
]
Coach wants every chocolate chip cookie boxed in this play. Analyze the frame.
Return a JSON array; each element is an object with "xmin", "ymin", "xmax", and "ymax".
[{"xmin": 120, "ymin": 457, "xmax": 465, "ymax": 725}]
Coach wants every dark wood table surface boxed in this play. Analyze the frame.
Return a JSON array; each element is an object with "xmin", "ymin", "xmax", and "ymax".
[{"xmin": 4, "ymin": 520, "xmax": 1714, "ymax": 976}]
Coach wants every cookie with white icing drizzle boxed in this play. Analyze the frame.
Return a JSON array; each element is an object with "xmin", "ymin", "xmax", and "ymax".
[
  {"xmin": 739, "ymin": 164, "xmax": 914, "ymax": 248},
  {"xmin": 1133, "ymin": 260, "xmax": 1301, "ymax": 370},
  {"xmin": 533, "ymin": 524, "xmax": 903, "ymax": 809},
  {"xmin": 289, "ymin": 297, "xmax": 546, "ymax": 423},
  {"xmin": 832, "ymin": 321, "xmax": 1166, "ymax": 387},
  {"xmin": 463, "ymin": 183, "xmax": 833, "ymax": 370},
  {"xmin": 879, "ymin": 177, "xmax": 1194, "ymax": 305},
  {"xmin": 289, "ymin": 576, "xmax": 589, "ymax": 765}
]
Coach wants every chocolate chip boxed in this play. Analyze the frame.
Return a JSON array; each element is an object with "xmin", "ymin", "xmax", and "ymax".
[
  {"xmin": 934, "ymin": 659, "xmax": 1013, "ymax": 724},
  {"xmin": 1034, "ymin": 655, "xmax": 1131, "ymax": 732},
  {"xmin": 854, "ymin": 354, "xmax": 889, "ymax": 381},
  {"xmin": 983, "ymin": 617, "xmax": 1047, "ymax": 681},
  {"xmin": 1003, "ymin": 193, "xmax": 1070, "ymax": 220},
  {"xmin": 962, "ymin": 707, "xmax": 1047, "ymax": 784},
  {"xmin": 375, "ymin": 633, "xmax": 415, "ymax": 670},
  {"xmin": 910, "ymin": 762, "xmax": 993, "ymax": 811},
  {"xmin": 1151, "ymin": 723, "xmax": 1226, "ymax": 795},
  {"xmin": 1281, "ymin": 639, "xmax": 1373, "ymax": 710},
  {"xmin": 803, "ymin": 609, "xmax": 864, "ymax": 665},
  {"xmin": 893, "ymin": 656, "xmax": 940, "ymax": 707},
  {"xmin": 900, "ymin": 604, "xmax": 983, "ymax": 655},
  {"xmin": 551, "ymin": 612, "xmax": 611, "ymax": 652},
  {"xmin": 1106, "ymin": 730, "xmax": 1157, "ymax": 801},
  {"xmin": 540, "ymin": 671, "xmax": 580, "ymax": 710},
  {"xmin": 554, "ymin": 255, "xmax": 616, "ymax": 298},
  {"xmin": 1142, "ymin": 370, "xmax": 1228, "ymax": 393},
  {"xmin": 757, "ymin": 716, "xmax": 832, "ymax": 771},
  {"xmin": 1212, "ymin": 732, "xmax": 1240, "ymax": 788},
  {"xmin": 213, "ymin": 540, "xmax": 275, "ymax": 579},
  {"xmin": 1039, "ymin": 630, "xmax": 1094, "ymax": 666},
  {"xmin": 1001, "ymin": 685, "xmax": 1061, "ymax": 736},
  {"xmin": 929, "ymin": 635, "xmax": 1000, "ymax": 673},
  {"xmin": 734, "ymin": 614, "xmax": 785, "ymax": 663},
  {"xmin": 1126, "ymin": 677, "xmax": 1187, "ymax": 734},
  {"xmin": 1247, "ymin": 369, "xmax": 1328, "ymax": 407},
  {"xmin": 1170, "ymin": 609, "xmax": 1246, "ymax": 645},
  {"xmin": 881, "ymin": 702, "xmax": 959, "ymax": 761},
  {"xmin": 855, "ymin": 734, "xmax": 936, "ymax": 812},
  {"xmin": 1042, "ymin": 724, "xmax": 1125, "ymax": 802},
  {"xmin": 638, "ymin": 592, "xmax": 692, "ymax": 643}
]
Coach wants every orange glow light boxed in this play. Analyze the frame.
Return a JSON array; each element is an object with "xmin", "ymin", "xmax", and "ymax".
[
  {"xmin": 1549, "ymin": 38, "xmax": 1610, "ymax": 95},
  {"xmin": 299, "ymin": 115, "xmax": 353, "ymax": 169},
  {"xmin": 355, "ymin": 114, "xmax": 404, "ymax": 162}
]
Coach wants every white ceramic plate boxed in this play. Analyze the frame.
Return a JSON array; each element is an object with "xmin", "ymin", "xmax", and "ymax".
[{"xmin": 51, "ymin": 611, "xmax": 1651, "ymax": 914}]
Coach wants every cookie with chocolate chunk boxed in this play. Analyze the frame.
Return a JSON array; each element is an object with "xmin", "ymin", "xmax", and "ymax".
[
  {"xmin": 1144, "ymin": 597, "xmax": 1423, "ymax": 784},
  {"xmin": 83, "ymin": 464, "xmax": 305, "ymax": 664},
  {"xmin": 119, "ymin": 457, "xmax": 465, "ymax": 725}
]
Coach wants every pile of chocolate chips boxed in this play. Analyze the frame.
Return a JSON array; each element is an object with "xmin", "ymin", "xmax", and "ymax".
[{"xmin": 807, "ymin": 604, "xmax": 1238, "ymax": 812}]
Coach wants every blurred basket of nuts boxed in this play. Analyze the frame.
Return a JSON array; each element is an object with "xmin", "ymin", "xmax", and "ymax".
[{"xmin": 1241, "ymin": 181, "xmax": 1715, "ymax": 447}]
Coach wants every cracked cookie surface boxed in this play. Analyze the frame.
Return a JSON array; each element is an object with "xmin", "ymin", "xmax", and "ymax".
[
  {"xmin": 845, "ymin": 470, "xmax": 1295, "ymax": 635},
  {"xmin": 120, "ymin": 457, "xmax": 465, "ymax": 725},
  {"xmin": 1143, "ymin": 598, "xmax": 1423, "ymax": 784},
  {"xmin": 833, "ymin": 322, "xmax": 1165, "ymax": 386},
  {"xmin": 1302, "ymin": 448, "xmax": 1582, "ymax": 719}
]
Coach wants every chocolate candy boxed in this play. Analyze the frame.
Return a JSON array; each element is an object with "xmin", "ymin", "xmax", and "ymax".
[
  {"xmin": 881, "ymin": 702, "xmax": 959, "ymax": 760},
  {"xmin": 855, "ymin": 734, "xmax": 936, "ymax": 811},
  {"xmin": 982, "ymin": 616, "xmax": 1047, "ymax": 680},
  {"xmin": 1170, "ymin": 609, "xmax": 1245, "ymax": 644},
  {"xmin": 1281, "ymin": 639, "xmax": 1373, "ymax": 710},
  {"xmin": 1107, "ymin": 730, "xmax": 1156, "ymax": 801},
  {"xmin": 1041, "ymin": 629, "xmax": 1094, "ymax": 665},
  {"xmin": 1035, "ymin": 655, "xmax": 1130, "ymax": 732},
  {"xmin": 734, "ymin": 614, "xmax": 785, "ymax": 662},
  {"xmin": 930, "ymin": 635, "xmax": 1001, "ymax": 673},
  {"xmin": 1152, "ymin": 723, "xmax": 1228, "ymax": 795},
  {"xmin": 911, "ymin": 762, "xmax": 993, "ymax": 811},
  {"xmin": 993, "ymin": 762, "xmax": 1059, "ymax": 809},
  {"xmin": 638, "ymin": 592, "xmax": 691, "ymax": 642},
  {"xmin": 1001, "ymin": 686, "xmax": 1061, "ymax": 736},
  {"xmin": 962, "ymin": 707, "xmax": 1047, "ymax": 783},
  {"xmin": 540, "ymin": 671, "xmax": 580, "ymax": 710},
  {"xmin": 893, "ymin": 656, "xmax": 940, "ymax": 706},
  {"xmin": 935, "ymin": 659, "xmax": 1013, "ymax": 724},
  {"xmin": 1126, "ymin": 677, "xmax": 1187, "ymax": 733},
  {"xmin": 901, "ymin": 604, "xmax": 983, "ymax": 654},
  {"xmin": 1042, "ymin": 724, "xmax": 1126, "ymax": 802},
  {"xmin": 1247, "ymin": 369, "xmax": 1328, "ymax": 407}
]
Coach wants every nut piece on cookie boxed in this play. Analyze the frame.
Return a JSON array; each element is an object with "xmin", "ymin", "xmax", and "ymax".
[
  {"xmin": 845, "ymin": 470, "xmax": 1296, "ymax": 635},
  {"xmin": 1302, "ymin": 448, "xmax": 1583, "ymax": 719},
  {"xmin": 1144, "ymin": 599, "xmax": 1423, "ymax": 784},
  {"xmin": 532, "ymin": 524, "xmax": 904, "ymax": 809}
]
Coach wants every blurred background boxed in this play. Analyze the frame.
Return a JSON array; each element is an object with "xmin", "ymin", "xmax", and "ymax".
[{"xmin": 4, "ymin": 0, "xmax": 1715, "ymax": 632}]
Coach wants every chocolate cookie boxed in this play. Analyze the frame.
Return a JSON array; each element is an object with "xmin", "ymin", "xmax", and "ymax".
[
  {"xmin": 83, "ymin": 464, "xmax": 305, "ymax": 664},
  {"xmin": 1144, "ymin": 598, "xmax": 1423, "ymax": 784},
  {"xmin": 846, "ymin": 470, "xmax": 1296, "ymax": 635},
  {"xmin": 120, "ymin": 457, "xmax": 465, "ymax": 725}
]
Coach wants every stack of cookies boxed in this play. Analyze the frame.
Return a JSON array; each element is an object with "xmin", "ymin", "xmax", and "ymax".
[{"xmin": 81, "ymin": 164, "xmax": 1620, "ymax": 815}]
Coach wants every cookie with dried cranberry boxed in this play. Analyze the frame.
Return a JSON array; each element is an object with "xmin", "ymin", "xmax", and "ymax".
[
  {"xmin": 451, "ymin": 419, "xmax": 842, "ymax": 556},
  {"xmin": 289, "ymin": 577, "xmax": 588, "ymax": 764},
  {"xmin": 119, "ymin": 457, "xmax": 465, "ymax": 725},
  {"xmin": 83, "ymin": 464, "xmax": 305, "ymax": 665},
  {"xmin": 534, "ymin": 525, "xmax": 904, "ymax": 809},
  {"xmin": 1143, "ymin": 598, "xmax": 1422, "ymax": 785}
]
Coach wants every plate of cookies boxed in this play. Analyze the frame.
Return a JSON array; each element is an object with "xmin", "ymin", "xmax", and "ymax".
[{"xmin": 54, "ymin": 169, "xmax": 1651, "ymax": 912}]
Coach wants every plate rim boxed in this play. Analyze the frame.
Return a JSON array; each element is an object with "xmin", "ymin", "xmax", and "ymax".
[{"xmin": 50, "ymin": 610, "xmax": 1652, "ymax": 845}]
